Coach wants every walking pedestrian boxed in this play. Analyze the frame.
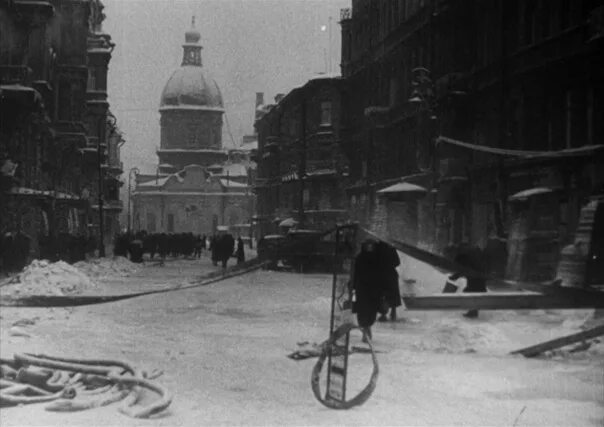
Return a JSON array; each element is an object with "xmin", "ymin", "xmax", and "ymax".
[
  {"xmin": 351, "ymin": 238, "xmax": 385, "ymax": 343},
  {"xmin": 236, "ymin": 236, "xmax": 245, "ymax": 265},
  {"xmin": 194, "ymin": 235, "xmax": 203, "ymax": 259},
  {"xmin": 216, "ymin": 227, "xmax": 235, "ymax": 272},
  {"xmin": 210, "ymin": 235, "xmax": 218, "ymax": 266}
]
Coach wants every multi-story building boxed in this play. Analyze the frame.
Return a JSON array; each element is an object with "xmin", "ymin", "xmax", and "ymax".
[
  {"xmin": 0, "ymin": 0, "xmax": 124, "ymax": 267},
  {"xmin": 339, "ymin": 0, "xmax": 604, "ymax": 281},
  {"xmin": 254, "ymin": 78, "xmax": 349, "ymax": 238}
]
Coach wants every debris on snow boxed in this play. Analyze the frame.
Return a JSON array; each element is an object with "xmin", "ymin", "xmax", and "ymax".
[
  {"xmin": 12, "ymin": 317, "xmax": 39, "ymax": 327},
  {"xmin": 0, "ymin": 259, "xmax": 97, "ymax": 297},
  {"xmin": 410, "ymin": 319, "xmax": 510, "ymax": 354},
  {"xmin": 9, "ymin": 326, "xmax": 31, "ymax": 337}
]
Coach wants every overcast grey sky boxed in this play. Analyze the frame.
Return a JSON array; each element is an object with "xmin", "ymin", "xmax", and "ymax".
[{"xmin": 103, "ymin": 0, "xmax": 349, "ymax": 175}]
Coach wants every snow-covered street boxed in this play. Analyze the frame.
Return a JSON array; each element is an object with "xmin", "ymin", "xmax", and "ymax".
[{"xmin": 1, "ymin": 254, "xmax": 603, "ymax": 426}]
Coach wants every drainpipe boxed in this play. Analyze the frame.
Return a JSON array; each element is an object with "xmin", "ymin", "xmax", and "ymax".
[
  {"xmin": 97, "ymin": 128, "xmax": 105, "ymax": 257},
  {"xmin": 298, "ymin": 96, "xmax": 307, "ymax": 228}
]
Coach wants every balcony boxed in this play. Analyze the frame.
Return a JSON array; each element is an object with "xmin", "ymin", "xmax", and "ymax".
[
  {"xmin": 340, "ymin": 8, "xmax": 351, "ymax": 21},
  {"xmin": 105, "ymin": 161, "xmax": 124, "ymax": 174},
  {"xmin": 86, "ymin": 90, "xmax": 108, "ymax": 102},
  {"xmin": 87, "ymin": 32, "xmax": 114, "ymax": 57}
]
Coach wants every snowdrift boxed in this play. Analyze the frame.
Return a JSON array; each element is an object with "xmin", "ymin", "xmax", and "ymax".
[
  {"xmin": 73, "ymin": 257, "xmax": 139, "ymax": 278},
  {"xmin": 0, "ymin": 260, "xmax": 97, "ymax": 297}
]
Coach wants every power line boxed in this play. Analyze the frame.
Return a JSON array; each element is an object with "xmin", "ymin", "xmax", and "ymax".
[{"xmin": 224, "ymin": 112, "xmax": 238, "ymax": 148}]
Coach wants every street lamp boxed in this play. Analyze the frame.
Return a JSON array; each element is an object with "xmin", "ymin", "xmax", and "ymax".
[
  {"xmin": 408, "ymin": 67, "xmax": 439, "ymax": 247},
  {"xmin": 128, "ymin": 167, "xmax": 139, "ymax": 233}
]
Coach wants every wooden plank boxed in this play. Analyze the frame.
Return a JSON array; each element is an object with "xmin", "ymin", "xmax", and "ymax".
[
  {"xmin": 402, "ymin": 292, "xmax": 604, "ymax": 310},
  {"xmin": 511, "ymin": 324, "xmax": 604, "ymax": 357}
]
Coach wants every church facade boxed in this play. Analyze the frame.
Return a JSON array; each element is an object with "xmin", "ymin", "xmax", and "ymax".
[{"xmin": 132, "ymin": 22, "xmax": 255, "ymax": 235}]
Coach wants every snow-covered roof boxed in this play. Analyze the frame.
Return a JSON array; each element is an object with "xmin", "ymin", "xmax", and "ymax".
[
  {"xmin": 137, "ymin": 176, "xmax": 171, "ymax": 188},
  {"xmin": 220, "ymin": 179, "xmax": 248, "ymax": 188},
  {"xmin": 219, "ymin": 163, "xmax": 248, "ymax": 177},
  {"xmin": 377, "ymin": 182, "xmax": 428, "ymax": 194},
  {"xmin": 239, "ymin": 140, "xmax": 258, "ymax": 151},
  {"xmin": 508, "ymin": 187, "xmax": 554, "ymax": 201}
]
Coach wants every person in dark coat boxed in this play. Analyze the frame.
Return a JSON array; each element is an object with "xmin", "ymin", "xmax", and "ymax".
[
  {"xmin": 217, "ymin": 232, "xmax": 235, "ymax": 271},
  {"xmin": 210, "ymin": 235, "xmax": 218, "ymax": 266},
  {"xmin": 376, "ymin": 241, "xmax": 401, "ymax": 322},
  {"xmin": 128, "ymin": 239, "xmax": 144, "ymax": 263},
  {"xmin": 351, "ymin": 238, "xmax": 385, "ymax": 342},
  {"xmin": 194, "ymin": 235, "xmax": 203, "ymax": 259},
  {"xmin": 236, "ymin": 236, "xmax": 245, "ymax": 265}
]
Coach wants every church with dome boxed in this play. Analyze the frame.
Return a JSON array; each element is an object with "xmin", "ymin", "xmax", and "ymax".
[{"xmin": 132, "ymin": 20, "xmax": 256, "ymax": 236}]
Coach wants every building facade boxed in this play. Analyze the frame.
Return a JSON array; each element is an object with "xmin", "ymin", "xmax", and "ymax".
[
  {"xmin": 338, "ymin": 0, "xmax": 604, "ymax": 280},
  {"xmin": 254, "ymin": 78, "xmax": 349, "ymax": 238},
  {"xmin": 131, "ymin": 22, "xmax": 254, "ymax": 236},
  {"xmin": 0, "ymin": 0, "xmax": 124, "ymax": 267}
]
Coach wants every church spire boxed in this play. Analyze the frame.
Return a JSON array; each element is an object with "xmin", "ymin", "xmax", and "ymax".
[{"xmin": 182, "ymin": 16, "xmax": 202, "ymax": 66}]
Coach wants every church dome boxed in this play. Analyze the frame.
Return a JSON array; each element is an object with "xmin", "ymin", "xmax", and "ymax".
[
  {"xmin": 160, "ymin": 67, "xmax": 223, "ymax": 109},
  {"xmin": 159, "ymin": 18, "xmax": 224, "ymax": 111}
]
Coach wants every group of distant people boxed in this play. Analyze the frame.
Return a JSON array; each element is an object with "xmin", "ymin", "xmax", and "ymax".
[
  {"xmin": 1, "ymin": 231, "xmax": 95, "ymax": 274},
  {"xmin": 113, "ymin": 230, "xmax": 246, "ymax": 271}
]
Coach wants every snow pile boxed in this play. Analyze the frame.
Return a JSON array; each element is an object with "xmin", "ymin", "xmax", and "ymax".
[
  {"xmin": 0, "ymin": 260, "xmax": 97, "ymax": 297},
  {"xmin": 410, "ymin": 319, "xmax": 510, "ymax": 354},
  {"xmin": 74, "ymin": 256, "xmax": 139, "ymax": 278}
]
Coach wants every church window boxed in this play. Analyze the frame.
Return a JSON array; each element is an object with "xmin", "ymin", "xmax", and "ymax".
[
  {"xmin": 187, "ymin": 124, "xmax": 198, "ymax": 146},
  {"xmin": 320, "ymin": 101, "xmax": 332, "ymax": 125}
]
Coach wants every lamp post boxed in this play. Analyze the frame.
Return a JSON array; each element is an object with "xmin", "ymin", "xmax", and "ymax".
[
  {"xmin": 408, "ymin": 67, "xmax": 438, "ymax": 172},
  {"xmin": 408, "ymin": 67, "xmax": 438, "ymax": 248},
  {"xmin": 97, "ymin": 116, "xmax": 112, "ymax": 258},
  {"xmin": 128, "ymin": 167, "xmax": 139, "ymax": 233}
]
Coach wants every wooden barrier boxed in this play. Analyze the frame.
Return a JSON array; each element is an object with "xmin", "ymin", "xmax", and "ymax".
[
  {"xmin": 402, "ymin": 292, "xmax": 604, "ymax": 310},
  {"xmin": 511, "ymin": 324, "xmax": 604, "ymax": 357}
]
